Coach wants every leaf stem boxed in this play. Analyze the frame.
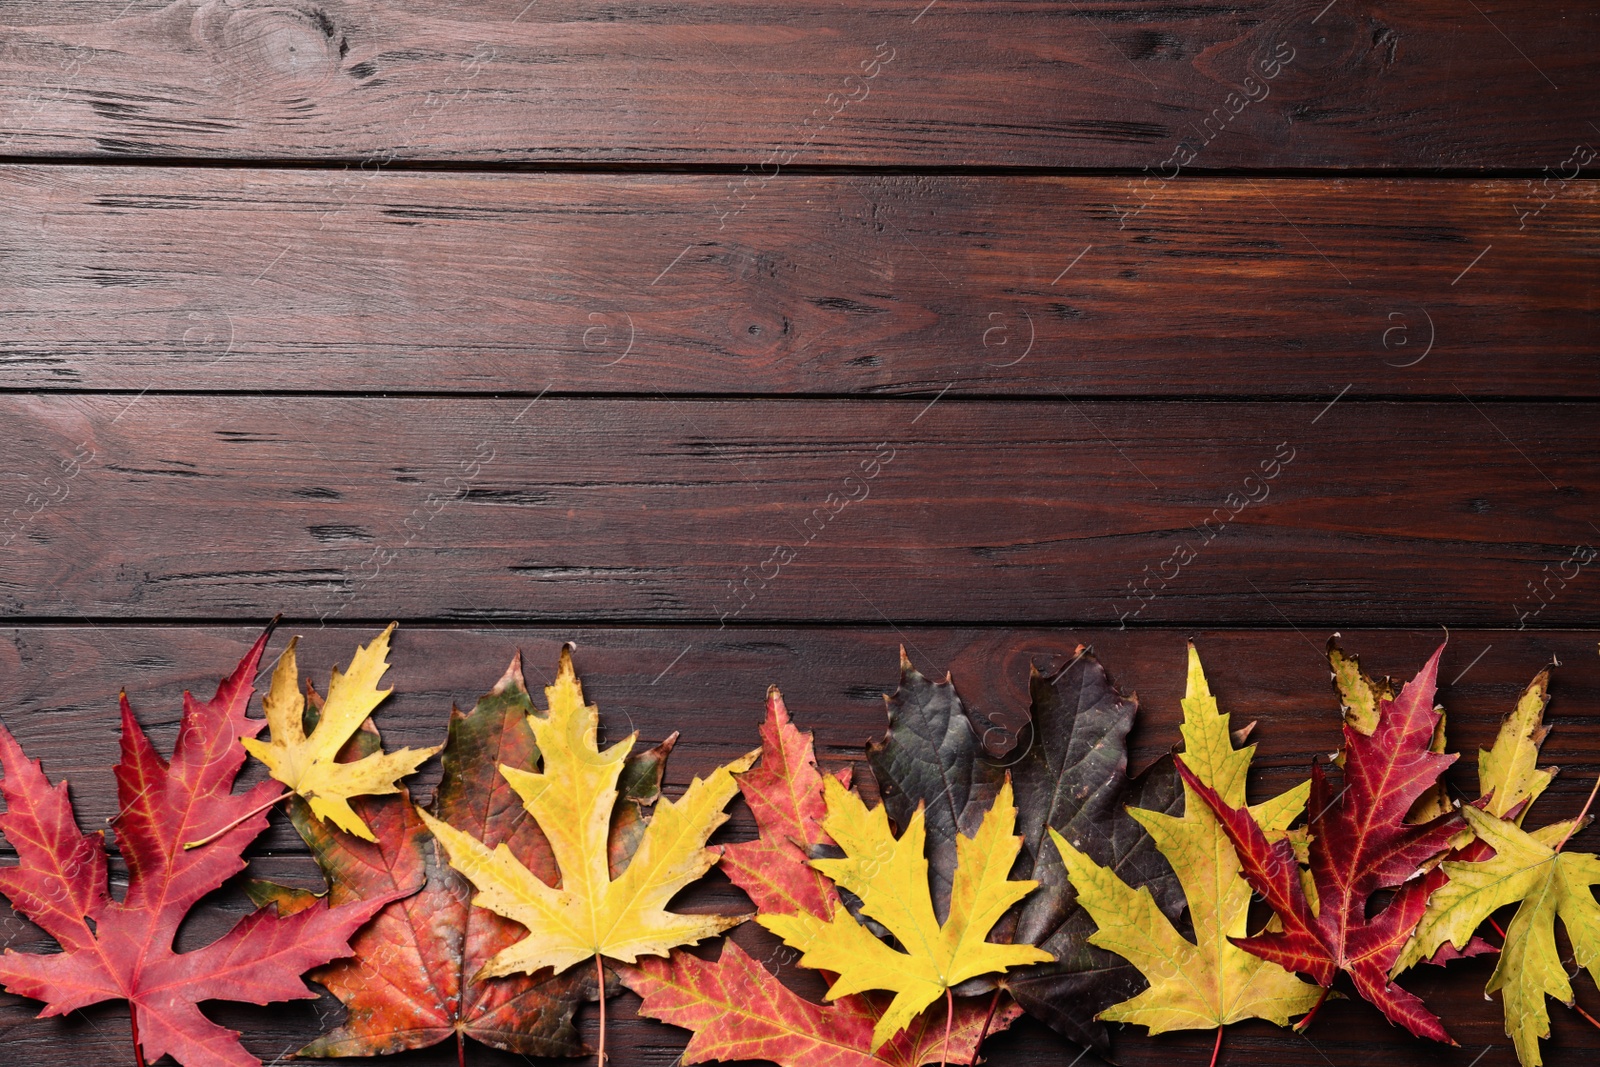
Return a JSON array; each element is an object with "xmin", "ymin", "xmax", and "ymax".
[
  {"xmin": 131, "ymin": 1005, "xmax": 146, "ymax": 1067},
  {"xmin": 941, "ymin": 987, "xmax": 954, "ymax": 1067},
  {"xmin": 1208, "ymin": 1025, "xmax": 1224, "ymax": 1067},
  {"xmin": 595, "ymin": 953, "xmax": 607, "ymax": 1067},
  {"xmin": 973, "ymin": 988, "xmax": 1002, "ymax": 1058},
  {"xmin": 457, "ymin": 1029, "xmax": 466, "ymax": 1067},
  {"xmin": 1554, "ymin": 772, "xmax": 1600, "ymax": 852},
  {"xmin": 183, "ymin": 787, "xmax": 288, "ymax": 849},
  {"xmin": 1573, "ymin": 1001, "xmax": 1600, "ymax": 1031},
  {"xmin": 1294, "ymin": 985, "xmax": 1331, "ymax": 1033}
]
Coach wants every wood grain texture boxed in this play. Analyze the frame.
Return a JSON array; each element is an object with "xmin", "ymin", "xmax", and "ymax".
[
  {"xmin": 3, "ymin": 3, "xmax": 1598, "ymax": 1065},
  {"xmin": 2, "ymin": 395, "xmax": 1595, "ymax": 626},
  {"xmin": 3, "ymin": 624, "xmax": 1597, "ymax": 846},
  {"xmin": 2, "ymin": 168, "xmax": 1595, "ymax": 397},
  {"xmin": 0, "ymin": 1, "xmax": 1593, "ymax": 167},
  {"xmin": 0, "ymin": 624, "xmax": 1596, "ymax": 1066}
]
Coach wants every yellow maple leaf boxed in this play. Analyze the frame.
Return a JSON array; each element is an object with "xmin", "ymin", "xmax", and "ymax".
[
  {"xmin": 419, "ymin": 645, "xmax": 758, "ymax": 978},
  {"xmin": 1478, "ymin": 667, "xmax": 1556, "ymax": 822},
  {"xmin": 1054, "ymin": 644, "xmax": 1323, "ymax": 1042},
  {"xmin": 240, "ymin": 623, "xmax": 439, "ymax": 842},
  {"xmin": 759, "ymin": 775, "xmax": 1053, "ymax": 1051},
  {"xmin": 1397, "ymin": 806, "xmax": 1600, "ymax": 1067}
]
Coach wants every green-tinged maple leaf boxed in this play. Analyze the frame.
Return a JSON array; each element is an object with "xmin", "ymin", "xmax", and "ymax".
[
  {"xmin": 1396, "ymin": 663, "xmax": 1599, "ymax": 1067},
  {"xmin": 417, "ymin": 645, "xmax": 756, "ymax": 1063},
  {"xmin": 1478, "ymin": 667, "xmax": 1558, "ymax": 823},
  {"xmin": 1401, "ymin": 806, "xmax": 1599, "ymax": 1066},
  {"xmin": 1055, "ymin": 644, "xmax": 1323, "ymax": 1040},
  {"xmin": 238, "ymin": 624, "xmax": 439, "ymax": 842},
  {"xmin": 1391, "ymin": 665, "xmax": 1560, "ymax": 975},
  {"xmin": 760, "ymin": 776, "xmax": 1053, "ymax": 1051},
  {"xmin": 1327, "ymin": 639, "xmax": 1393, "ymax": 736}
]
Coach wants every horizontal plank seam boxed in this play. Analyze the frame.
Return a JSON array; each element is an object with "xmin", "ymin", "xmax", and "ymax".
[
  {"xmin": 0, "ymin": 618, "xmax": 1577, "ymax": 633},
  {"xmin": 0, "ymin": 157, "xmax": 1594, "ymax": 181},
  {"xmin": 5, "ymin": 390, "xmax": 1600, "ymax": 406}
]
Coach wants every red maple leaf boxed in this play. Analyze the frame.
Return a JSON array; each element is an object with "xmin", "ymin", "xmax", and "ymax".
[
  {"xmin": 627, "ymin": 939, "xmax": 1018, "ymax": 1067},
  {"xmin": 0, "ymin": 628, "xmax": 392, "ymax": 1067},
  {"xmin": 718, "ymin": 686, "xmax": 848, "ymax": 921},
  {"xmin": 1177, "ymin": 643, "xmax": 1463, "ymax": 1043}
]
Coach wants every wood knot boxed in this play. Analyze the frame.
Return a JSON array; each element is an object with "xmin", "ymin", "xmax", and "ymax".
[{"xmin": 193, "ymin": 2, "xmax": 349, "ymax": 90}]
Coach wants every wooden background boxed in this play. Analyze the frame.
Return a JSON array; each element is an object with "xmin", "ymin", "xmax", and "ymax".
[{"xmin": 1, "ymin": 2, "xmax": 1597, "ymax": 1065}]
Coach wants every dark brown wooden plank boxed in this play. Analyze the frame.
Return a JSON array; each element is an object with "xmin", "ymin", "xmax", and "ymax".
[
  {"xmin": 0, "ymin": 623, "xmax": 1595, "ymax": 1067},
  {"xmin": 0, "ymin": 1, "xmax": 1593, "ymax": 167},
  {"xmin": 2, "ymin": 168, "xmax": 1595, "ymax": 397},
  {"xmin": 1, "ymin": 396, "xmax": 1596, "ymax": 625}
]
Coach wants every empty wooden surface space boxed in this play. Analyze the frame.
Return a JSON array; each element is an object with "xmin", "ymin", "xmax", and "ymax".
[
  {"xmin": 2, "ymin": 1, "xmax": 1597, "ymax": 1066},
  {"xmin": 2, "ymin": 168, "xmax": 1595, "ymax": 396},
  {"xmin": 0, "ymin": 1, "xmax": 1594, "ymax": 167},
  {"xmin": 2, "ymin": 395, "xmax": 1596, "ymax": 626}
]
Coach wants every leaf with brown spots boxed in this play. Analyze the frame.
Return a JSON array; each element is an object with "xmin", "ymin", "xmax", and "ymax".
[{"xmin": 248, "ymin": 653, "xmax": 673, "ymax": 1061}]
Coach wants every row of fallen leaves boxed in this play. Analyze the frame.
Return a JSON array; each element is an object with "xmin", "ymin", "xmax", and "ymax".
[{"xmin": 0, "ymin": 623, "xmax": 1595, "ymax": 1067}]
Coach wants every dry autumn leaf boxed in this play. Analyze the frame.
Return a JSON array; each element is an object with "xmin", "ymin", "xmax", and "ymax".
[
  {"xmin": 1475, "ymin": 665, "xmax": 1559, "ymax": 825},
  {"xmin": 625, "ymin": 687, "xmax": 1023, "ymax": 1066},
  {"xmin": 760, "ymin": 774, "xmax": 1052, "ymax": 1054},
  {"xmin": 247, "ymin": 653, "xmax": 635, "ymax": 1063},
  {"xmin": 1179, "ymin": 643, "xmax": 1464, "ymax": 1042},
  {"xmin": 418, "ymin": 644, "xmax": 757, "ymax": 1064},
  {"xmin": 627, "ymin": 939, "xmax": 1018, "ymax": 1067},
  {"xmin": 1055, "ymin": 644, "xmax": 1322, "ymax": 1063},
  {"xmin": 1396, "ymin": 664, "xmax": 1600, "ymax": 1067},
  {"xmin": 226, "ymin": 623, "xmax": 439, "ymax": 843},
  {"xmin": 717, "ymin": 686, "xmax": 847, "ymax": 922},
  {"xmin": 1329, "ymin": 640, "xmax": 1580, "ymax": 985},
  {"xmin": 1400, "ymin": 804, "xmax": 1600, "ymax": 1066},
  {"xmin": 865, "ymin": 651, "xmax": 1006, "ymax": 919},
  {"xmin": 866, "ymin": 647, "xmax": 1185, "ymax": 1055},
  {"xmin": 0, "ymin": 628, "xmax": 389, "ymax": 1067},
  {"xmin": 1328, "ymin": 637, "xmax": 1454, "ymax": 825}
]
